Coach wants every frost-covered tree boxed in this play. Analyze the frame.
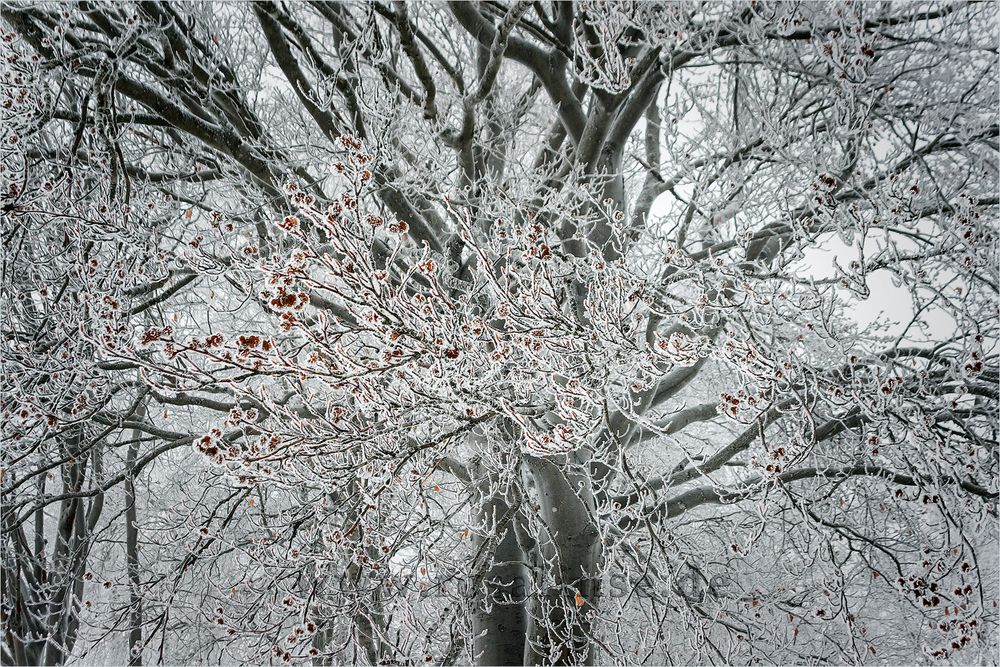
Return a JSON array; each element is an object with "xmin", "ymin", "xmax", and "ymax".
[{"xmin": 2, "ymin": 2, "xmax": 998, "ymax": 665}]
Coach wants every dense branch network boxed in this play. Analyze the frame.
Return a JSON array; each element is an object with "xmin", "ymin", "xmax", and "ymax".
[{"xmin": 1, "ymin": 2, "xmax": 997, "ymax": 666}]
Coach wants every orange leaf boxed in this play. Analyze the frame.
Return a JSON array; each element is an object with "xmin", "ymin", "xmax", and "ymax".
[
  {"xmin": 575, "ymin": 592, "xmax": 585, "ymax": 608},
  {"xmin": 433, "ymin": 484, "xmax": 441, "ymax": 492},
  {"xmin": 248, "ymin": 498, "xmax": 255, "ymax": 506},
  {"xmin": 185, "ymin": 209, "xmax": 193, "ymax": 218}
]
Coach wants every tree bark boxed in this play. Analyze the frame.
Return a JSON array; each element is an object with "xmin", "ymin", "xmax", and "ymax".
[
  {"xmin": 472, "ymin": 493, "xmax": 529, "ymax": 666},
  {"xmin": 125, "ymin": 401, "xmax": 145, "ymax": 666},
  {"xmin": 523, "ymin": 454, "xmax": 602, "ymax": 666}
]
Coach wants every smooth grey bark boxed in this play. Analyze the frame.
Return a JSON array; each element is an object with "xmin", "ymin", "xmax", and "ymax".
[
  {"xmin": 344, "ymin": 483, "xmax": 389, "ymax": 666},
  {"xmin": 41, "ymin": 430, "xmax": 86, "ymax": 666},
  {"xmin": 472, "ymin": 491, "xmax": 529, "ymax": 666},
  {"xmin": 523, "ymin": 454, "xmax": 602, "ymax": 666},
  {"xmin": 468, "ymin": 427, "xmax": 530, "ymax": 667}
]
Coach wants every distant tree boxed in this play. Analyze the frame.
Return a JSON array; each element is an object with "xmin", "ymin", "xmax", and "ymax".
[{"xmin": 2, "ymin": 2, "xmax": 997, "ymax": 665}]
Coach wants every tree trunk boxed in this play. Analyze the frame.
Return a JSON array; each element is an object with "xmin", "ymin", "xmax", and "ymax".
[
  {"xmin": 125, "ymin": 405, "xmax": 144, "ymax": 666},
  {"xmin": 345, "ymin": 483, "xmax": 388, "ymax": 666},
  {"xmin": 472, "ymin": 493, "xmax": 528, "ymax": 666},
  {"xmin": 523, "ymin": 454, "xmax": 602, "ymax": 666}
]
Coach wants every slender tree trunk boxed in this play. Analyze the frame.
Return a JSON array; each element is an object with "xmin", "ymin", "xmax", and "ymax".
[
  {"xmin": 125, "ymin": 401, "xmax": 145, "ymax": 666},
  {"xmin": 311, "ymin": 493, "xmax": 336, "ymax": 666},
  {"xmin": 64, "ymin": 444, "xmax": 106, "ymax": 658}
]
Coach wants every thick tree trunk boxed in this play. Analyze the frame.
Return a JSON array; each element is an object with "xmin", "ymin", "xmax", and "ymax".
[
  {"xmin": 42, "ymin": 430, "xmax": 87, "ymax": 666},
  {"xmin": 472, "ymin": 494, "xmax": 528, "ymax": 666},
  {"xmin": 468, "ymin": 425, "xmax": 530, "ymax": 667},
  {"xmin": 523, "ymin": 454, "xmax": 602, "ymax": 666},
  {"xmin": 345, "ymin": 482, "xmax": 388, "ymax": 666}
]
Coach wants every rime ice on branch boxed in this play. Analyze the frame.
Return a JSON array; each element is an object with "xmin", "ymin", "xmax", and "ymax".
[{"xmin": 2, "ymin": 2, "xmax": 998, "ymax": 666}]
